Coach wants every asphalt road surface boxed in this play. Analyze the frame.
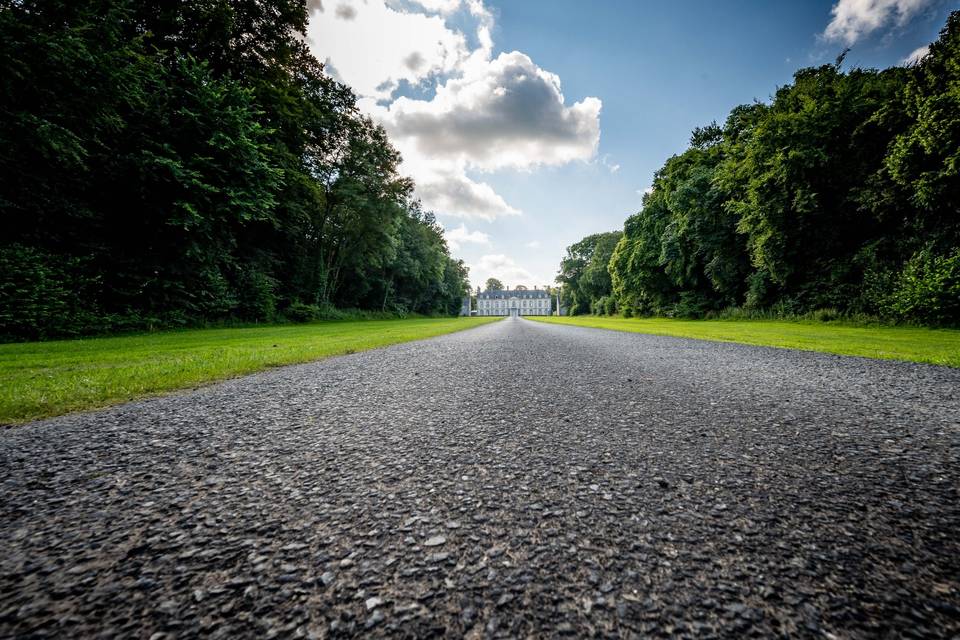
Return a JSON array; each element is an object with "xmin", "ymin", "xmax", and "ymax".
[{"xmin": 2, "ymin": 318, "xmax": 959, "ymax": 638}]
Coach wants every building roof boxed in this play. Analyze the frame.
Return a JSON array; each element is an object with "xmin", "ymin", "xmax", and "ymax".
[{"xmin": 478, "ymin": 289, "xmax": 550, "ymax": 299}]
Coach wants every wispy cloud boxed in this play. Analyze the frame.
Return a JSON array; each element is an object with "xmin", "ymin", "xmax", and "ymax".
[
  {"xmin": 822, "ymin": 0, "xmax": 935, "ymax": 45},
  {"xmin": 599, "ymin": 154, "xmax": 620, "ymax": 174},
  {"xmin": 901, "ymin": 43, "xmax": 930, "ymax": 64}
]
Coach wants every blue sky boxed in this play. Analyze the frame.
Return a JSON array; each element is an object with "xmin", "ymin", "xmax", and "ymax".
[{"xmin": 306, "ymin": 0, "xmax": 954, "ymax": 289}]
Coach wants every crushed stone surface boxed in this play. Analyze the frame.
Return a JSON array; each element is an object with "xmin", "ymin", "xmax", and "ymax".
[{"xmin": 2, "ymin": 318, "xmax": 959, "ymax": 638}]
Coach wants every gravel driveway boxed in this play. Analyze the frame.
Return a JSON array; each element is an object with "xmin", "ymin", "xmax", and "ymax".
[{"xmin": 2, "ymin": 317, "xmax": 959, "ymax": 638}]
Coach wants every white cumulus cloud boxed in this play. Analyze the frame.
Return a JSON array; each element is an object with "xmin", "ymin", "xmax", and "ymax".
[
  {"xmin": 403, "ymin": 0, "xmax": 463, "ymax": 15},
  {"xmin": 306, "ymin": 1, "xmax": 601, "ymax": 222},
  {"xmin": 415, "ymin": 171, "xmax": 520, "ymax": 221},
  {"xmin": 308, "ymin": 0, "xmax": 471, "ymax": 99},
  {"xmin": 334, "ymin": 4, "xmax": 357, "ymax": 20},
  {"xmin": 474, "ymin": 254, "xmax": 536, "ymax": 288},
  {"xmin": 379, "ymin": 51, "xmax": 601, "ymax": 172},
  {"xmin": 444, "ymin": 224, "xmax": 491, "ymax": 251},
  {"xmin": 822, "ymin": 0, "xmax": 935, "ymax": 45}
]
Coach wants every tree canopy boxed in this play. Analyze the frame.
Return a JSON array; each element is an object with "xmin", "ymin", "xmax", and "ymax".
[
  {"xmin": 560, "ymin": 12, "xmax": 960, "ymax": 325},
  {"xmin": 0, "ymin": 0, "xmax": 470, "ymax": 340},
  {"xmin": 485, "ymin": 278, "xmax": 505, "ymax": 292},
  {"xmin": 556, "ymin": 232, "xmax": 622, "ymax": 316}
]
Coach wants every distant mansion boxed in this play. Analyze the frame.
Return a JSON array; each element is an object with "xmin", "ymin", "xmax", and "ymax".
[{"xmin": 476, "ymin": 287, "xmax": 551, "ymax": 316}]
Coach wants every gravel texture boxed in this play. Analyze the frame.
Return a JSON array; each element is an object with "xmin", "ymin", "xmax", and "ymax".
[{"xmin": 2, "ymin": 317, "xmax": 959, "ymax": 638}]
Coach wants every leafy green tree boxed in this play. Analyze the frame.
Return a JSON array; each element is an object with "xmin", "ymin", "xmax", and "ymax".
[
  {"xmin": 606, "ymin": 14, "xmax": 960, "ymax": 324},
  {"xmin": 611, "ymin": 123, "xmax": 749, "ymax": 317},
  {"xmin": 888, "ymin": 248, "xmax": 960, "ymax": 323},
  {"xmin": 556, "ymin": 232, "xmax": 621, "ymax": 315},
  {"xmin": 885, "ymin": 12, "xmax": 960, "ymax": 234},
  {"xmin": 0, "ymin": 0, "xmax": 470, "ymax": 339},
  {"xmin": 485, "ymin": 278, "xmax": 505, "ymax": 291},
  {"xmin": 106, "ymin": 55, "xmax": 282, "ymax": 317},
  {"xmin": 609, "ymin": 193, "xmax": 676, "ymax": 316}
]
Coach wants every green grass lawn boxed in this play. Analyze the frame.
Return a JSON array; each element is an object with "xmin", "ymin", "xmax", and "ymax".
[
  {"xmin": 530, "ymin": 315, "xmax": 960, "ymax": 368},
  {"xmin": 0, "ymin": 317, "xmax": 499, "ymax": 424}
]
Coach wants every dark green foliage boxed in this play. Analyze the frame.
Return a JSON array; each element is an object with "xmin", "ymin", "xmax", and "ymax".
[
  {"xmin": 236, "ymin": 269, "xmax": 278, "ymax": 323},
  {"xmin": 365, "ymin": 209, "xmax": 469, "ymax": 315},
  {"xmin": 0, "ymin": 245, "xmax": 94, "ymax": 340},
  {"xmin": 589, "ymin": 296, "xmax": 617, "ymax": 316},
  {"xmin": 603, "ymin": 296, "xmax": 617, "ymax": 316},
  {"xmin": 886, "ymin": 13, "xmax": 960, "ymax": 228},
  {"xmin": 0, "ymin": 0, "xmax": 469, "ymax": 340},
  {"xmin": 887, "ymin": 248, "xmax": 960, "ymax": 323},
  {"xmin": 556, "ymin": 232, "xmax": 622, "ymax": 315},
  {"xmin": 812, "ymin": 308, "xmax": 842, "ymax": 322},
  {"xmin": 596, "ymin": 12, "xmax": 960, "ymax": 325},
  {"xmin": 485, "ymin": 278, "xmax": 505, "ymax": 291},
  {"xmin": 285, "ymin": 301, "xmax": 322, "ymax": 323}
]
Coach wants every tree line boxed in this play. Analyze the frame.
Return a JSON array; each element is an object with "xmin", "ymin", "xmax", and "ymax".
[
  {"xmin": 0, "ymin": 0, "xmax": 470, "ymax": 341},
  {"xmin": 558, "ymin": 12, "xmax": 959, "ymax": 325}
]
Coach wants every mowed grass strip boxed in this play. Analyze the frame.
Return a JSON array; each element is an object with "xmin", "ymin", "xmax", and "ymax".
[
  {"xmin": 530, "ymin": 316, "xmax": 960, "ymax": 368},
  {"xmin": 0, "ymin": 317, "xmax": 499, "ymax": 424}
]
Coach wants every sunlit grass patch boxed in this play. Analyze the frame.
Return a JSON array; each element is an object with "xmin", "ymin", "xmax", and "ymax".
[
  {"xmin": 0, "ymin": 317, "xmax": 499, "ymax": 424},
  {"xmin": 530, "ymin": 316, "xmax": 960, "ymax": 368}
]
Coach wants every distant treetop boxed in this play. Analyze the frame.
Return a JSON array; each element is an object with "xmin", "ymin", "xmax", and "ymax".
[{"xmin": 485, "ymin": 278, "xmax": 505, "ymax": 291}]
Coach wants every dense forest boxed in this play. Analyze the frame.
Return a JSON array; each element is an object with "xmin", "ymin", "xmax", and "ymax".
[
  {"xmin": 559, "ymin": 12, "xmax": 960, "ymax": 325},
  {"xmin": 0, "ymin": 0, "xmax": 470, "ymax": 341}
]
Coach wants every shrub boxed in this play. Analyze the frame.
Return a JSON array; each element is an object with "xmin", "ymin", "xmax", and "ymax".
[
  {"xmin": 670, "ymin": 291, "xmax": 711, "ymax": 319},
  {"xmin": 719, "ymin": 306, "xmax": 778, "ymax": 320},
  {"xmin": 603, "ymin": 296, "xmax": 617, "ymax": 316},
  {"xmin": 197, "ymin": 268, "xmax": 238, "ymax": 318},
  {"xmin": 285, "ymin": 301, "xmax": 321, "ymax": 323},
  {"xmin": 0, "ymin": 244, "xmax": 105, "ymax": 340},
  {"xmin": 860, "ymin": 264, "xmax": 898, "ymax": 317},
  {"xmin": 237, "ymin": 268, "xmax": 276, "ymax": 322},
  {"xmin": 744, "ymin": 271, "xmax": 772, "ymax": 309},
  {"xmin": 811, "ymin": 307, "xmax": 841, "ymax": 322},
  {"xmin": 887, "ymin": 248, "xmax": 960, "ymax": 325}
]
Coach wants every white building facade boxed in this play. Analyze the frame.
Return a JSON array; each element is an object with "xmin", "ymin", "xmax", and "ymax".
[{"xmin": 477, "ymin": 287, "xmax": 551, "ymax": 316}]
